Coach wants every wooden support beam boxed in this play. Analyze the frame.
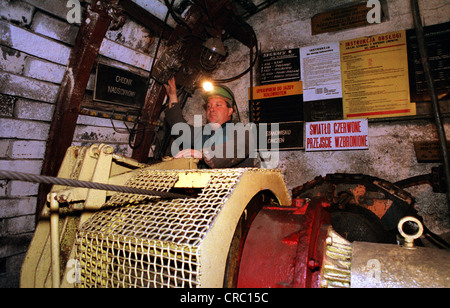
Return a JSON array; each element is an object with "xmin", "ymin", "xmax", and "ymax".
[
  {"xmin": 38, "ymin": 2, "xmax": 118, "ymax": 218},
  {"xmin": 130, "ymin": 82, "xmax": 167, "ymax": 161}
]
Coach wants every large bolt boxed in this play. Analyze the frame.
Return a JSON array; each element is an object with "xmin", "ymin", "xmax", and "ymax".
[{"xmin": 308, "ymin": 259, "xmax": 320, "ymax": 271}]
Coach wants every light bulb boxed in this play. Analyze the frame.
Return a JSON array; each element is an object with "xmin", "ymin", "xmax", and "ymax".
[{"xmin": 203, "ymin": 81, "xmax": 214, "ymax": 92}]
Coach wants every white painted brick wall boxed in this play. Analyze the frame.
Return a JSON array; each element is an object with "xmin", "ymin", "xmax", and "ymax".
[
  {"xmin": 0, "ymin": 215, "xmax": 35, "ymax": 236},
  {"xmin": 131, "ymin": 0, "xmax": 173, "ymax": 26},
  {"xmin": 0, "ymin": 140, "xmax": 8, "ymax": 158},
  {"xmin": 24, "ymin": 0, "xmax": 85, "ymax": 22},
  {"xmin": 0, "ymin": 180, "xmax": 7, "ymax": 196},
  {"xmin": 0, "ymin": 46, "xmax": 27, "ymax": 75},
  {"xmin": 0, "ymin": 197, "xmax": 37, "ymax": 218},
  {"xmin": 0, "ymin": 72, "xmax": 60, "ymax": 103},
  {"xmin": 0, "ymin": 159, "xmax": 43, "ymax": 174},
  {"xmin": 7, "ymin": 140, "xmax": 47, "ymax": 159},
  {"xmin": 23, "ymin": 58, "xmax": 66, "ymax": 84},
  {"xmin": 73, "ymin": 125, "xmax": 132, "ymax": 144},
  {"xmin": 21, "ymin": 0, "xmax": 98, "ymax": 30},
  {"xmin": 8, "ymin": 181, "xmax": 39, "ymax": 197},
  {"xmin": 0, "ymin": 20, "xmax": 71, "ymax": 65},
  {"xmin": 0, "ymin": 118, "xmax": 50, "ymax": 140},
  {"xmin": 14, "ymin": 99, "xmax": 54, "ymax": 122},
  {"xmin": 0, "ymin": 139, "xmax": 45, "ymax": 159},
  {"xmin": 99, "ymin": 38, "xmax": 154, "ymax": 71},
  {"xmin": 0, "ymin": 0, "xmax": 35, "ymax": 26},
  {"xmin": 77, "ymin": 114, "xmax": 132, "ymax": 129},
  {"xmin": 0, "ymin": 0, "xmax": 162, "ymax": 287},
  {"xmin": 106, "ymin": 18, "xmax": 154, "ymax": 54},
  {"xmin": 31, "ymin": 10, "xmax": 79, "ymax": 45},
  {"xmin": 0, "ymin": 45, "xmax": 66, "ymax": 90}
]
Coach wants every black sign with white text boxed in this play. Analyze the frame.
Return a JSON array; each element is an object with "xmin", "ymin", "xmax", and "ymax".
[
  {"xmin": 257, "ymin": 121, "xmax": 304, "ymax": 151},
  {"xmin": 407, "ymin": 22, "xmax": 450, "ymax": 102},
  {"xmin": 260, "ymin": 49, "xmax": 301, "ymax": 85},
  {"xmin": 94, "ymin": 63, "xmax": 147, "ymax": 109}
]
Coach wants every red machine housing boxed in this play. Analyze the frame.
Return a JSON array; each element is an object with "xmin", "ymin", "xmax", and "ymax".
[{"xmin": 236, "ymin": 198, "xmax": 332, "ymax": 288}]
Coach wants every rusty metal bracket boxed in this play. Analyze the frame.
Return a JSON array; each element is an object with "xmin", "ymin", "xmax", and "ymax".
[{"xmin": 92, "ymin": 0, "xmax": 126, "ymax": 29}]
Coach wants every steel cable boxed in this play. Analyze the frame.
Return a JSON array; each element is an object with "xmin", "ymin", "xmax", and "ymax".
[{"xmin": 0, "ymin": 170, "xmax": 190, "ymax": 199}]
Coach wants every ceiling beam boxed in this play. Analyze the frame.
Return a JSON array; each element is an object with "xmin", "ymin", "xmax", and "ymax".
[
  {"xmin": 119, "ymin": 0, "xmax": 174, "ymax": 39},
  {"xmin": 240, "ymin": 0, "xmax": 281, "ymax": 19},
  {"xmin": 235, "ymin": 0, "xmax": 258, "ymax": 14}
]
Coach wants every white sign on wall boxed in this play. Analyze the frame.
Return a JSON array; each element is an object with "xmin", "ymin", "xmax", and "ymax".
[
  {"xmin": 300, "ymin": 42, "xmax": 342, "ymax": 102},
  {"xmin": 305, "ymin": 119, "xmax": 369, "ymax": 151}
]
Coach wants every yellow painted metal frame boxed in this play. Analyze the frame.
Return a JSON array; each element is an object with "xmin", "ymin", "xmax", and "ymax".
[
  {"xmin": 74, "ymin": 168, "xmax": 290, "ymax": 288},
  {"xmin": 21, "ymin": 144, "xmax": 291, "ymax": 288},
  {"xmin": 20, "ymin": 144, "xmax": 198, "ymax": 288}
]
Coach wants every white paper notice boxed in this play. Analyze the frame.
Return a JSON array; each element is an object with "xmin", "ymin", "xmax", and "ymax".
[
  {"xmin": 300, "ymin": 42, "xmax": 342, "ymax": 102},
  {"xmin": 305, "ymin": 119, "xmax": 369, "ymax": 151}
]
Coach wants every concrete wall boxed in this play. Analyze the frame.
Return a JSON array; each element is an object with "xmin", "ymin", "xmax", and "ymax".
[{"xmin": 0, "ymin": 0, "xmax": 155, "ymax": 287}]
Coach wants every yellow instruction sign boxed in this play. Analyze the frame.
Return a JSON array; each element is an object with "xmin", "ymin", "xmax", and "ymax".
[{"xmin": 340, "ymin": 30, "xmax": 416, "ymax": 119}]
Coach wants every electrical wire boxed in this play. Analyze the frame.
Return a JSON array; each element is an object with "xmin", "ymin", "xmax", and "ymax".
[
  {"xmin": 422, "ymin": 225, "xmax": 450, "ymax": 249},
  {"xmin": 164, "ymin": 0, "xmax": 193, "ymax": 33},
  {"xmin": 209, "ymin": 24, "xmax": 260, "ymax": 121}
]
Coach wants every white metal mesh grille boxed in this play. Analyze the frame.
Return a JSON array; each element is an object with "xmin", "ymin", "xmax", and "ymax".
[{"xmin": 75, "ymin": 168, "xmax": 249, "ymax": 288}]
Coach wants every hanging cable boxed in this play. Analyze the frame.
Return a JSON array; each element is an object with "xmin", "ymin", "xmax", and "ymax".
[
  {"xmin": 164, "ymin": 0, "xmax": 193, "ymax": 33},
  {"xmin": 212, "ymin": 25, "xmax": 259, "ymax": 84}
]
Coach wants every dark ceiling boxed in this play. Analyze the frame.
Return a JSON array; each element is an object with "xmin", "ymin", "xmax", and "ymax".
[
  {"xmin": 168, "ymin": 0, "xmax": 281, "ymax": 19},
  {"xmin": 229, "ymin": 0, "xmax": 281, "ymax": 19}
]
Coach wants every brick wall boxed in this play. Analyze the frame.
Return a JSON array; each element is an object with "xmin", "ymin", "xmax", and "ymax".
[{"xmin": 0, "ymin": 0, "xmax": 155, "ymax": 287}]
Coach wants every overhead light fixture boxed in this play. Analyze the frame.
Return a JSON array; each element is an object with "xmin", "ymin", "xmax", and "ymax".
[
  {"xmin": 200, "ymin": 37, "xmax": 227, "ymax": 71},
  {"xmin": 202, "ymin": 81, "xmax": 214, "ymax": 92}
]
